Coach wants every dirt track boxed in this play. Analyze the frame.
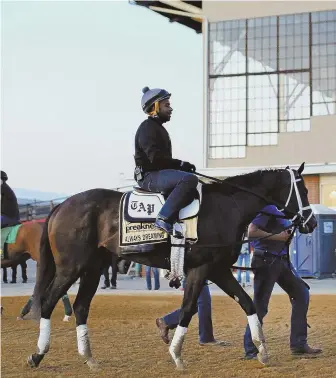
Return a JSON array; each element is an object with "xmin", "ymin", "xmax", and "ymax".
[{"xmin": 1, "ymin": 295, "xmax": 336, "ymax": 377}]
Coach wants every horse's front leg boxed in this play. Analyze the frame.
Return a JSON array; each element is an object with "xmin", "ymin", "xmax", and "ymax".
[
  {"xmin": 209, "ymin": 268, "xmax": 268, "ymax": 365},
  {"xmin": 169, "ymin": 266, "xmax": 208, "ymax": 370}
]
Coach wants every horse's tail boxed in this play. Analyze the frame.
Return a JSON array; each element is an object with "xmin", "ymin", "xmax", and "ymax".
[{"xmin": 30, "ymin": 205, "xmax": 61, "ymax": 320}]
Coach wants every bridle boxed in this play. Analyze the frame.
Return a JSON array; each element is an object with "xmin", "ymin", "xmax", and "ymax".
[{"xmin": 278, "ymin": 168, "xmax": 314, "ymax": 227}]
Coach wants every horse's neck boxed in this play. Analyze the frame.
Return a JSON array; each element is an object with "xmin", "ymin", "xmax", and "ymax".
[
  {"xmin": 232, "ymin": 172, "xmax": 277, "ymax": 228},
  {"xmin": 235, "ymin": 192, "xmax": 268, "ymax": 229}
]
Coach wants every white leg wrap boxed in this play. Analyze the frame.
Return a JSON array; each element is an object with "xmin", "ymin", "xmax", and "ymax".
[
  {"xmin": 247, "ymin": 314, "xmax": 268, "ymax": 364},
  {"xmin": 169, "ymin": 326, "xmax": 187, "ymax": 369},
  {"xmin": 169, "ymin": 229, "xmax": 185, "ymax": 281},
  {"xmin": 247, "ymin": 314, "xmax": 264, "ymax": 342},
  {"xmin": 76, "ymin": 324, "xmax": 92, "ymax": 358},
  {"xmin": 37, "ymin": 318, "xmax": 51, "ymax": 354}
]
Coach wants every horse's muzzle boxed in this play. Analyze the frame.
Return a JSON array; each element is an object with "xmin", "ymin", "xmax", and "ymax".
[
  {"xmin": 298, "ymin": 224, "xmax": 310, "ymax": 234},
  {"xmin": 299, "ymin": 220, "xmax": 317, "ymax": 234}
]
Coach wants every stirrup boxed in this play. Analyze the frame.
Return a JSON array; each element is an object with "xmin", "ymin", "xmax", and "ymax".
[
  {"xmin": 154, "ymin": 218, "xmax": 174, "ymax": 235},
  {"xmin": 172, "ymin": 223, "xmax": 184, "ymax": 239}
]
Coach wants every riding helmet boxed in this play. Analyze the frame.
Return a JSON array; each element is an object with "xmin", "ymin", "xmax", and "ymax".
[{"xmin": 141, "ymin": 87, "xmax": 171, "ymax": 116}]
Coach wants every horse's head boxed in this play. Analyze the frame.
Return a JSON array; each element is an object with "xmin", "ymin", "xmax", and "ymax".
[{"xmin": 270, "ymin": 163, "xmax": 317, "ymax": 234}]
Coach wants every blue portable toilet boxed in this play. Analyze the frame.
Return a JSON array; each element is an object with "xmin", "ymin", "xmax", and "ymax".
[{"xmin": 290, "ymin": 205, "xmax": 336, "ymax": 279}]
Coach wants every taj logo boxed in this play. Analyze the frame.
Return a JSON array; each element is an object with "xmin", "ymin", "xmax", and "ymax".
[{"xmin": 131, "ymin": 201, "xmax": 155, "ymax": 216}]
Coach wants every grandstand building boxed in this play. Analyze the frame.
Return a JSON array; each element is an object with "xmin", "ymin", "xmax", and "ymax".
[{"xmin": 133, "ymin": 1, "xmax": 336, "ymax": 208}]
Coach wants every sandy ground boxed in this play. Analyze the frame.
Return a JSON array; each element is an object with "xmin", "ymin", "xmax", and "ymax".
[{"xmin": 1, "ymin": 294, "xmax": 336, "ymax": 378}]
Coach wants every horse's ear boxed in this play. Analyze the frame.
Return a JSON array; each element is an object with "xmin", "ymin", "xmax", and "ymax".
[
  {"xmin": 285, "ymin": 165, "xmax": 289, "ymax": 169},
  {"xmin": 298, "ymin": 162, "xmax": 305, "ymax": 174}
]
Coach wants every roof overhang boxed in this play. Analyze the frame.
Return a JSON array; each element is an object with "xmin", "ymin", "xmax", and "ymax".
[{"xmin": 131, "ymin": 1, "xmax": 203, "ymax": 33}]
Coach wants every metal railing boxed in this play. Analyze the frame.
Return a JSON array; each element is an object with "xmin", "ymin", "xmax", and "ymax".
[{"xmin": 19, "ymin": 184, "xmax": 135, "ymax": 222}]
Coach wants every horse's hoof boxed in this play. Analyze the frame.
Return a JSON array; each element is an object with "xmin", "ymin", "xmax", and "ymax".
[
  {"xmin": 27, "ymin": 353, "xmax": 44, "ymax": 368},
  {"xmin": 169, "ymin": 348, "xmax": 184, "ymax": 370},
  {"xmin": 85, "ymin": 358, "xmax": 99, "ymax": 371},
  {"xmin": 257, "ymin": 353, "xmax": 268, "ymax": 365},
  {"xmin": 175, "ymin": 358, "xmax": 185, "ymax": 370},
  {"xmin": 63, "ymin": 315, "xmax": 71, "ymax": 322},
  {"xmin": 257, "ymin": 343, "xmax": 268, "ymax": 365},
  {"xmin": 27, "ymin": 355, "xmax": 37, "ymax": 368}
]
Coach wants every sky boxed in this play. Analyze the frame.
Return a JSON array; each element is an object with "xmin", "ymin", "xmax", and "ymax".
[{"xmin": 1, "ymin": 1, "xmax": 203, "ymax": 195}]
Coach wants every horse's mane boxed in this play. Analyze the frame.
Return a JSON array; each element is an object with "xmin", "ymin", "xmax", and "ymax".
[{"xmin": 202, "ymin": 168, "xmax": 285, "ymax": 195}]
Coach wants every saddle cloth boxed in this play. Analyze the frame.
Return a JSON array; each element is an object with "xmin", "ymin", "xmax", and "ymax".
[
  {"xmin": 119, "ymin": 183, "xmax": 202, "ymax": 247},
  {"xmin": 1, "ymin": 224, "xmax": 22, "ymax": 259}
]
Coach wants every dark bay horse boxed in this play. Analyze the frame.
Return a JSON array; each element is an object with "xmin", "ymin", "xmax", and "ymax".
[{"xmin": 27, "ymin": 164, "xmax": 316, "ymax": 370}]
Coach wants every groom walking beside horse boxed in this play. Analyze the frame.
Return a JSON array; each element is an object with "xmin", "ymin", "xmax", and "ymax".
[{"xmin": 244, "ymin": 204, "xmax": 322, "ymax": 359}]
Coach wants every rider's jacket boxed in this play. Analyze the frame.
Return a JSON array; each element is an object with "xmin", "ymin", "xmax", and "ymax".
[{"xmin": 134, "ymin": 117, "xmax": 182, "ymax": 172}]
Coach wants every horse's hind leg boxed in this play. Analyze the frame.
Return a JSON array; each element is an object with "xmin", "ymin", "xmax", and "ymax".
[
  {"xmin": 209, "ymin": 268, "xmax": 268, "ymax": 365},
  {"xmin": 73, "ymin": 256, "xmax": 102, "ymax": 370},
  {"xmin": 27, "ymin": 268, "xmax": 79, "ymax": 368}
]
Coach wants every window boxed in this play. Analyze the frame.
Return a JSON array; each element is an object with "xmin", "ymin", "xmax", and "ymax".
[
  {"xmin": 278, "ymin": 14, "xmax": 310, "ymax": 71},
  {"xmin": 279, "ymin": 72, "xmax": 311, "ymax": 132},
  {"xmin": 248, "ymin": 74, "xmax": 278, "ymax": 145},
  {"xmin": 209, "ymin": 20, "xmax": 246, "ymax": 76},
  {"xmin": 247, "ymin": 17, "xmax": 277, "ymax": 73},
  {"xmin": 208, "ymin": 10, "xmax": 336, "ymax": 159},
  {"xmin": 312, "ymin": 11, "xmax": 336, "ymax": 116},
  {"xmin": 209, "ymin": 77, "xmax": 246, "ymax": 158}
]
